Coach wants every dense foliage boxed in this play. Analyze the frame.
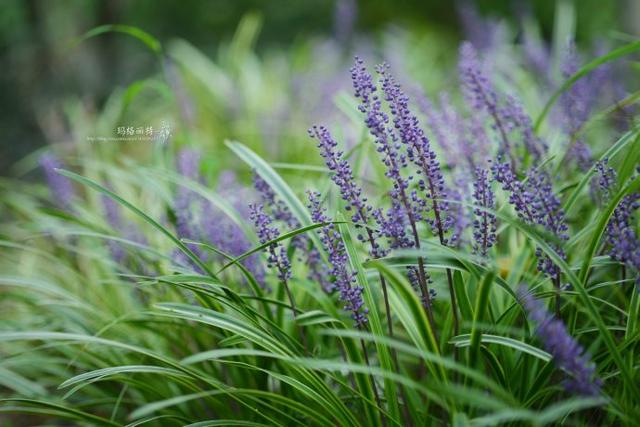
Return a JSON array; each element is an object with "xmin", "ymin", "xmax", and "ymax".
[{"xmin": 1, "ymin": 6, "xmax": 639, "ymax": 426}]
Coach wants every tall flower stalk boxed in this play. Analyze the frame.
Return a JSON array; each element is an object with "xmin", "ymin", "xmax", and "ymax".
[
  {"xmin": 459, "ymin": 42, "xmax": 516, "ymax": 168},
  {"xmin": 559, "ymin": 41, "xmax": 594, "ymax": 171},
  {"xmin": 595, "ymin": 160, "xmax": 640, "ymax": 282},
  {"xmin": 101, "ymin": 191, "xmax": 148, "ymax": 268},
  {"xmin": 309, "ymin": 125, "xmax": 394, "ymax": 323},
  {"xmin": 493, "ymin": 160, "xmax": 569, "ymax": 315},
  {"xmin": 350, "ymin": 58, "xmax": 440, "ymax": 333},
  {"xmin": 309, "ymin": 124, "xmax": 408, "ymax": 423},
  {"xmin": 519, "ymin": 286, "xmax": 602, "ymax": 396},
  {"xmin": 174, "ymin": 148, "xmax": 208, "ymax": 272},
  {"xmin": 308, "ymin": 191, "xmax": 368, "ymax": 325},
  {"xmin": 459, "ymin": 42, "xmax": 546, "ymax": 168},
  {"xmin": 253, "ymin": 172, "xmax": 330, "ymax": 291},
  {"xmin": 365, "ymin": 59, "xmax": 458, "ymax": 335},
  {"xmin": 39, "ymin": 153, "xmax": 75, "ymax": 212},
  {"xmin": 249, "ymin": 203, "xmax": 307, "ymax": 351},
  {"xmin": 472, "ymin": 167, "xmax": 497, "ymax": 257}
]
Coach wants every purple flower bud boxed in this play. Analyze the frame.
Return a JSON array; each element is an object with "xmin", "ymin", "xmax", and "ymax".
[
  {"xmin": 376, "ymin": 199, "xmax": 413, "ymax": 250},
  {"xmin": 526, "ymin": 170, "xmax": 569, "ymax": 241},
  {"xmin": 519, "ymin": 286, "xmax": 602, "ymax": 396},
  {"xmin": 492, "ymin": 160, "xmax": 535, "ymax": 223},
  {"xmin": 407, "ymin": 266, "xmax": 435, "ymax": 308},
  {"xmin": 527, "ymin": 169, "xmax": 569, "ymax": 281},
  {"xmin": 594, "ymin": 159, "xmax": 617, "ymax": 199},
  {"xmin": 39, "ymin": 153, "xmax": 75, "ymax": 211}
]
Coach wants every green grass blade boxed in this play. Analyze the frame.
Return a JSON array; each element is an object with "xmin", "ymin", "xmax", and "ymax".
[
  {"xmin": 451, "ymin": 334, "xmax": 552, "ymax": 362},
  {"xmin": 534, "ymin": 41, "xmax": 640, "ymax": 130},
  {"xmin": 469, "ymin": 271, "xmax": 496, "ymax": 367},
  {"xmin": 226, "ymin": 140, "xmax": 328, "ymax": 259},
  {"xmin": 0, "ymin": 399, "xmax": 120, "ymax": 426},
  {"xmin": 55, "ymin": 169, "xmax": 215, "ymax": 278},
  {"xmin": 72, "ymin": 24, "xmax": 162, "ymax": 54},
  {"xmin": 340, "ymin": 220, "xmax": 395, "ymax": 427}
]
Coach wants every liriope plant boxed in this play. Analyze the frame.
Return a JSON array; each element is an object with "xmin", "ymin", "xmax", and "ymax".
[{"xmin": 1, "ymin": 17, "xmax": 640, "ymax": 427}]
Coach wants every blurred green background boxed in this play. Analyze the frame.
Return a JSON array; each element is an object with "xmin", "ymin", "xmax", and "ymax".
[{"xmin": 0, "ymin": 0, "xmax": 637, "ymax": 174}]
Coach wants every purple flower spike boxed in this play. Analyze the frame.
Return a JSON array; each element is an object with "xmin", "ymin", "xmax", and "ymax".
[
  {"xmin": 253, "ymin": 173, "xmax": 297, "ymax": 227},
  {"xmin": 407, "ymin": 266, "xmax": 435, "ymax": 308},
  {"xmin": 308, "ymin": 191, "xmax": 368, "ymax": 326},
  {"xmin": 333, "ymin": 0, "xmax": 357, "ymax": 44},
  {"xmin": 527, "ymin": 169, "xmax": 569, "ymax": 281},
  {"xmin": 594, "ymin": 159, "xmax": 617, "ymax": 199},
  {"xmin": 448, "ymin": 178, "xmax": 471, "ymax": 249},
  {"xmin": 418, "ymin": 91, "xmax": 489, "ymax": 171},
  {"xmin": 377, "ymin": 199, "xmax": 413, "ymax": 250},
  {"xmin": 174, "ymin": 148, "xmax": 201, "ymax": 243},
  {"xmin": 508, "ymin": 96, "xmax": 547, "ymax": 161},
  {"xmin": 373, "ymin": 64, "xmax": 413, "ymax": 188},
  {"xmin": 472, "ymin": 168, "xmax": 497, "ymax": 257},
  {"xmin": 519, "ymin": 286, "xmax": 602, "ymax": 396},
  {"xmin": 595, "ymin": 159, "xmax": 640, "ymax": 280},
  {"xmin": 353, "ymin": 60, "xmax": 425, "ymax": 243},
  {"xmin": 522, "ymin": 30, "xmax": 552, "ymax": 84},
  {"xmin": 459, "ymin": 42, "xmax": 515, "ymax": 166},
  {"xmin": 559, "ymin": 41, "xmax": 598, "ymax": 171},
  {"xmin": 101, "ymin": 192, "xmax": 148, "ymax": 266},
  {"xmin": 176, "ymin": 148, "xmax": 201, "ymax": 181},
  {"xmin": 457, "ymin": 1, "xmax": 506, "ymax": 53},
  {"xmin": 102, "ymin": 194, "xmax": 127, "ymax": 264},
  {"xmin": 460, "ymin": 43, "xmax": 546, "ymax": 166},
  {"xmin": 174, "ymin": 148, "xmax": 207, "ymax": 271},
  {"xmin": 527, "ymin": 170, "xmax": 569, "ymax": 239},
  {"xmin": 309, "ymin": 124, "xmax": 387, "ymax": 258},
  {"xmin": 492, "ymin": 160, "xmax": 535, "ymax": 223},
  {"xmin": 417, "ymin": 95, "xmax": 454, "ymax": 166},
  {"xmin": 459, "ymin": 42, "xmax": 498, "ymax": 113},
  {"xmin": 492, "ymin": 160, "xmax": 568, "ymax": 281},
  {"xmin": 39, "ymin": 153, "xmax": 75, "ymax": 211},
  {"xmin": 253, "ymin": 171, "xmax": 329, "ymax": 289},
  {"xmin": 250, "ymin": 204, "xmax": 291, "ymax": 284},
  {"xmin": 212, "ymin": 171, "xmax": 265, "ymax": 285},
  {"xmin": 366, "ymin": 60, "xmax": 450, "ymax": 241}
]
